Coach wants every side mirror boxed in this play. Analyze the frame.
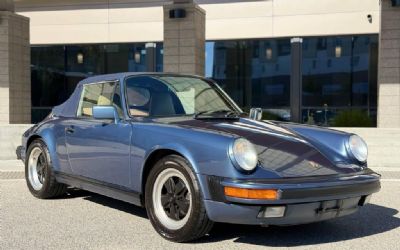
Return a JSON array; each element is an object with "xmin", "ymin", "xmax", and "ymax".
[
  {"xmin": 92, "ymin": 105, "xmax": 119, "ymax": 124},
  {"xmin": 249, "ymin": 108, "xmax": 263, "ymax": 121}
]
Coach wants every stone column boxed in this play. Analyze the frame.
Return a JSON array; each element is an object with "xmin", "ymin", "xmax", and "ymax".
[
  {"xmin": 163, "ymin": 0, "xmax": 205, "ymax": 76},
  {"xmin": 377, "ymin": 0, "xmax": 400, "ymax": 127},
  {"xmin": 0, "ymin": 0, "xmax": 30, "ymax": 124}
]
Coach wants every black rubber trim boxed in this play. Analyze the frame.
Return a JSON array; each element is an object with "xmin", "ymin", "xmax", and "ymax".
[
  {"xmin": 281, "ymin": 180, "xmax": 380, "ymax": 199},
  {"xmin": 54, "ymin": 171, "xmax": 142, "ymax": 206},
  {"xmin": 16, "ymin": 145, "xmax": 23, "ymax": 160},
  {"xmin": 207, "ymin": 176, "xmax": 226, "ymax": 202},
  {"xmin": 228, "ymin": 169, "xmax": 379, "ymax": 184}
]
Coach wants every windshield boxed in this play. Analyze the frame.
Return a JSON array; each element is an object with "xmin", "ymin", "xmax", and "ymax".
[{"xmin": 125, "ymin": 75, "xmax": 241, "ymax": 117}]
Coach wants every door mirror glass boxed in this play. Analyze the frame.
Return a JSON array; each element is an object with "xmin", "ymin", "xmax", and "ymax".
[
  {"xmin": 92, "ymin": 105, "xmax": 119, "ymax": 123},
  {"xmin": 249, "ymin": 108, "xmax": 263, "ymax": 121}
]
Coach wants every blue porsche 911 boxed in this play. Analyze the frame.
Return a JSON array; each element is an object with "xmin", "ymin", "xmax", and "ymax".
[{"xmin": 17, "ymin": 73, "xmax": 380, "ymax": 242}]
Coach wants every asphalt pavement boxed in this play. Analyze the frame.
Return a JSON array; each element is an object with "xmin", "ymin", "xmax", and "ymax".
[{"xmin": 1, "ymin": 161, "xmax": 399, "ymax": 250}]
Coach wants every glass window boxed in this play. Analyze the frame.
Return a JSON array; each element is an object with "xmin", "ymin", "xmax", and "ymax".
[
  {"xmin": 31, "ymin": 36, "xmax": 378, "ymax": 127},
  {"xmin": 206, "ymin": 39, "xmax": 291, "ymax": 121},
  {"xmin": 77, "ymin": 82, "xmax": 116, "ymax": 117},
  {"xmin": 156, "ymin": 43, "xmax": 164, "ymax": 72},
  {"xmin": 65, "ymin": 45, "xmax": 107, "ymax": 97},
  {"xmin": 104, "ymin": 44, "xmax": 147, "ymax": 73},
  {"xmin": 301, "ymin": 35, "xmax": 378, "ymax": 126},
  {"xmin": 31, "ymin": 42, "xmax": 163, "ymax": 123},
  {"xmin": 31, "ymin": 46, "xmax": 67, "ymax": 122},
  {"xmin": 125, "ymin": 76, "xmax": 236, "ymax": 117}
]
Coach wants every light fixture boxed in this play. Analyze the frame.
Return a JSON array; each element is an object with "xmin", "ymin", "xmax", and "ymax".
[
  {"xmin": 367, "ymin": 14, "xmax": 372, "ymax": 23},
  {"xmin": 259, "ymin": 206, "xmax": 286, "ymax": 218},
  {"xmin": 224, "ymin": 186, "xmax": 279, "ymax": 200},
  {"xmin": 134, "ymin": 51, "xmax": 141, "ymax": 63},
  {"xmin": 229, "ymin": 138, "xmax": 258, "ymax": 172},
  {"xmin": 77, "ymin": 52, "xmax": 84, "ymax": 64},
  {"xmin": 335, "ymin": 45, "xmax": 342, "ymax": 58},
  {"xmin": 169, "ymin": 8, "xmax": 186, "ymax": 19},
  {"xmin": 145, "ymin": 42, "xmax": 156, "ymax": 49},
  {"xmin": 266, "ymin": 48, "xmax": 273, "ymax": 60}
]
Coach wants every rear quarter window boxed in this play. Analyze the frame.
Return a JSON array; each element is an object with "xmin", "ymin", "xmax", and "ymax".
[{"xmin": 77, "ymin": 82, "xmax": 116, "ymax": 117}]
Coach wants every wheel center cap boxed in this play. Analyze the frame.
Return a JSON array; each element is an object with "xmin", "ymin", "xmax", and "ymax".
[{"xmin": 169, "ymin": 194, "xmax": 176, "ymax": 203}]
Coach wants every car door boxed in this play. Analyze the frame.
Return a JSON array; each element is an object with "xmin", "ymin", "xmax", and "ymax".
[{"xmin": 64, "ymin": 81, "xmax": 131, "ymax": 188}]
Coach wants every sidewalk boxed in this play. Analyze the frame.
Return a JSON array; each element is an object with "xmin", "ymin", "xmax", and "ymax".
[
  {"xmin": 0, "ymin": 160, "xmax": 24, "ymax": 171},
  {"xmin": 0, "ymin": 160, "xmax": 24, "ymax": 180}
]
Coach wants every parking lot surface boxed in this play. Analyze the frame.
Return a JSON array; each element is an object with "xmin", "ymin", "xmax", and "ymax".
[{"xmin": 1, "ymin": 166, "xmax": 399, "ymax": 250}]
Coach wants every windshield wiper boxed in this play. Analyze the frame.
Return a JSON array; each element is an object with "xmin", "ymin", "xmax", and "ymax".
[
  {"xmin": 193, "ymin": 111, "xmax": 209, "ymax": 119},
  {"xmin": 193, "ymin": 109, "xmax": 242, "ymax": 119}
]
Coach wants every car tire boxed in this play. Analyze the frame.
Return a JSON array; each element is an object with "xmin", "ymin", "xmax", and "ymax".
[
  {"xmin": 25, "ymin": 139, "xmax": 67, "ymax": 198},
  {"xmin": 145, "ymin": 155, "xmax": 214, "ymax": 242}
]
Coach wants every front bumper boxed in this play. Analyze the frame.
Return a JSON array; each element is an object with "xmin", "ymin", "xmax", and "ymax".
[
  {"xmin": 204, "ymin": 196, "xmax": 365, "ymax": 225},
  {"xmin": 203, "ymin": 171, "xmax": 380, "ymax": 225}
]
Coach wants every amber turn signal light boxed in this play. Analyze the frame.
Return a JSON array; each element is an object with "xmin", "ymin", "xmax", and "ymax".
[{"xmin": 224, "ymin": 186, "xmax": 279, "ymax": 200}]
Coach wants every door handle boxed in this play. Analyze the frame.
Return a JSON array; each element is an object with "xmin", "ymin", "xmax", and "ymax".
[{"xmin": 65, "ymin": 126, "xmax": 75, "ymax": 134}]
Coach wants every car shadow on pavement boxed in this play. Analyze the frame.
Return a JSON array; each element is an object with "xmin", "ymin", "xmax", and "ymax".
[
  {"xmin": 61, "ymin": 188, "xmax": 148, "ymax": 219},
  {"xmin": 195, "ymin": 204, "xmax": 400, "ymax": 246},
  {"xmin": 59, "ymin": 189, "xmax": 399, "ymax": 246}
]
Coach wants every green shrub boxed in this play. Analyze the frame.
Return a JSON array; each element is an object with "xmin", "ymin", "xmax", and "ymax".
[
  {"xmin": 333, "ymin": 110, "xmax": 373, "ymax": 127},
  {"xmin": 262, "ymin": 111, "xmax": 282, "ymax": 121}
]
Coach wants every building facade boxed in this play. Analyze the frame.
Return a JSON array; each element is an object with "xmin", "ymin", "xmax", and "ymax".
[{"xmin": 9, "ymin": 0, "xmax": 399, "ymax": 127}]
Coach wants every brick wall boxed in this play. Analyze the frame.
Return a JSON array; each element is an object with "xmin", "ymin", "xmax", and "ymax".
[{"xmin": 378, "ymin": 0, "xmax": 400, "ymax": 127}]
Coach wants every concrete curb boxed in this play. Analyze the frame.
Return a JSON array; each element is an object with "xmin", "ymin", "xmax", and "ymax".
[{"xmin": 0, "ymin": 124, "xmax": 32, "ymax": 160}]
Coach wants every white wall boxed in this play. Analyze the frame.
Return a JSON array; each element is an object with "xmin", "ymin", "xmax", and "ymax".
[
  {"xmin": 16, "ymin": 0, "xmax": 165, "ymax": 44},
  {"xmin": 204, "ymin": 0, "xmax": 379, "ymax": 40},
  {"xmin": 15, "ymin": 0, "xmax": 380, "ymax": 44}
]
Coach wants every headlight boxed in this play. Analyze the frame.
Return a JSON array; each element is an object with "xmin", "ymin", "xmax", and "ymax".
[
  {"xmin": 229, "ymin": 138, "xmax": 258, "ymax": 172},
  {"xmin": 348, "ymin": 134, "xmax": 368, "ymax": 162}
]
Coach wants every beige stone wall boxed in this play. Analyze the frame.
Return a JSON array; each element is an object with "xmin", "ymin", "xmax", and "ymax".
[
  {"xmin": 163, "ymin": 2, "xmax": 205, "ymax": 75},
  {"xmin": 377, "ymin": 0, "xmax": 400, "ymax": 128},
  {"xmin": 15, "ymin": 0, "xmax": 379, "ymax": 44},
  {"xmin": 0, "ymin": 11, "xmax": 30, "ymax": 124},
  {"xmin": 203, "ymin": 0, "xmax": 379, "ymax": 40},
  {"xmin": 16, "ymin": 0, "xmax": 165, "ymax": 44}
]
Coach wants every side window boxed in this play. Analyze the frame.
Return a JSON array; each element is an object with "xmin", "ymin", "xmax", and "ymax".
[
  {"xmin": 77, "ymin": 82, "xmax": 115, "ymax": 117},
  {"xmin": 126, "ymin": 85, "xmax": 151, "ymax": 116}
]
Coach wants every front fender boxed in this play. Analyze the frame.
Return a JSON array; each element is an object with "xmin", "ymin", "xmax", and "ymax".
[
  {"xmin": 130, "ymin": 122, "xmax": 238, "ymax": 193},
  {"xmin": 143, "ymin": 143, "xmax": 200, "ymax": 174},
  {"xmin": 279, "ymin": 123, "xmax": 356, "ymax": 164}
]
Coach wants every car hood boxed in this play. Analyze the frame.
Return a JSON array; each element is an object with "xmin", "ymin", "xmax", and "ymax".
[{"xmin": 154, "ymin": 117, "xmax": 361, "ymax": 177}]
